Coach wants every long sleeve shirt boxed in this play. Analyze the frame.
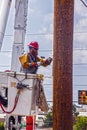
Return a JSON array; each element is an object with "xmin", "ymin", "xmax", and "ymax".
[{"xmin": 19, "ymin": 53, "xmax": 47, "ymax": 74}]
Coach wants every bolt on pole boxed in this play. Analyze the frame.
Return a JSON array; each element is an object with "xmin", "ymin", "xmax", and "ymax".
[{"xmin": 53, "ymin": 0, "xmax": 74, "ymax": 130}]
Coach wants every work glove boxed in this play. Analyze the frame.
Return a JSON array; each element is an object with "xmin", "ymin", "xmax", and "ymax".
[
  {"xmin": 45, "ymin": 57, "xmax": 52, "ymax": 65},
  {"xmin": 29, "ymin": 62, "xmax": 41, "ymax": 67},
  {"xmin": 31, "ymin": 62, "xmax": 38, "ymax": 67}
]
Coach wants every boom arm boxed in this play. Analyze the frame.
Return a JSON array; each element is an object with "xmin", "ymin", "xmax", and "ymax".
[
  {"xmin": 0, "ymin": 0, "xmax": 12, "ymax": 51},
  {"xmin": 11, "ymin": 0, "xmax": 28, "ymax": 72}
]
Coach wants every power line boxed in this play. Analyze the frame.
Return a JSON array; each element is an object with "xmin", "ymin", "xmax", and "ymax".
[
  {"xmin": 1, "ymin": 48, "xmax": 87, "ymax": 53},
  {"xmin": 4, "ymin": 31, "xmax": 87, "ymax": 37},
  {"xmin": 74, "ymin": 63, "xmax": 87, "ymax": 65},
  {"xmin": 80, "ymin": 0, "xmax": 87, "ymax": 7},
  {"xmin": 0, "ymin": 65, "xmax": 10, "ymax": 67},
  {"xmin": 47, "ymin": 100, "xmax": 80, "ymax": 103},
  {"xmin": 1, "ymin": 63, "xmax": 87, "ymax": 66},
  {"xmin": 74, "ymin": 48, "xmax": 87, "ymax": 50},
  {"xmin": 0, "ymin": 49, "xmax": 53, "ymax": 53},
  {"xmin": 73, "ymin": 85, "xmax": 87, "ymax": 87},
  {"xmin": 73, "ymin": 74, "xmax": 87, "ymax": 76},
  {"xmin": 4, "ymin": 33, "xmax": 53, "ymax": 36},
  {"xmin": 74, "ymin": 32, "xmax": 87, "ymax": 34}
]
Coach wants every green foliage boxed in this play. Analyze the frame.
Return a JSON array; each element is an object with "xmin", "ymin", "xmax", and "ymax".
[
  {"xmin": 0, "ymin": 122, "xmax": 4, "ymax": 130},
  {"xmin": 43, "ymin": 112, "xmax": 53, "ymax": 127},
  {"xmin": 74, "ymin": 116, "xmax": 87, "ymax": 130}
]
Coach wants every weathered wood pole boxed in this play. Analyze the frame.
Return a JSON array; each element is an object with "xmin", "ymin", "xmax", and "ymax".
[{"xmin": 53, "ymin": 0, "xmax": 74, "ymax": 130}]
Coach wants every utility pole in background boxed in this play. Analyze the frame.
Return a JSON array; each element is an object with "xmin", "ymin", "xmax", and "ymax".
[{"xmin": 53, "ymin": 0, "xmax": 74, "ymax": 130}]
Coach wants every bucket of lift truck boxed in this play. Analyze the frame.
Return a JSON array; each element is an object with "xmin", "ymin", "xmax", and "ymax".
[{"xmin": 0, "ymin": 71, "xmax": 48, "ymax": 116}]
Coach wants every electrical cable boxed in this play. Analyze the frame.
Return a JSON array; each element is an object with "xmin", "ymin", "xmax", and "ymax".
[
  {"xmin": 0, "ymin": 90, "xmax": 20, "ymax": 114},
  {"xmin": 80, "ymin": 0, "xmax": 87, "ymax": 7}
]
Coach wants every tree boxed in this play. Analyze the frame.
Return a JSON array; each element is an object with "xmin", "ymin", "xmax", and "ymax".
[
  {"xmin": 43, "ymin": 112, "xmax": 53, "ymax": 127},
  {"xmin": 74, "ymin": 116, "xmax": 87, "ymax": 130}
]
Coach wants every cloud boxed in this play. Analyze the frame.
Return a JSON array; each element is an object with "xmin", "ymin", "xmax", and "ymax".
[
  {"xmin": 35, "ymin": 13, "xmax": 53, "ymax": 43},
  {"xmin": 75, "ymin": 0, "xmax": 87, "ymax": 17},
  {"xmin": 74, "ymin": 18, "xmax": 87, "ymax": 32},
  {"xmin": 73, "ymin": 50, "xmax": 87, "ymax": 63},
  {"xmin": 74, "ymin": 0, "xmax": 87, "ymax": 30},
  {"xmin": 44, "ymin": 13, "xmax": 53, "ymax": 24},
  {"xmin": 74, "ymin": 34, "xmax": 87, "ymax": 44},
  {"xmin": 74, "ymin": 0, "xmax": 87, "ymax": 64}
]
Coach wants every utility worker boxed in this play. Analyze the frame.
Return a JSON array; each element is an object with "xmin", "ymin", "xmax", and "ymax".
[
  {"xmin": 19, "ymin": 41, "xmax": 52, "ymax": 74},
  {"xmin": 18, "ymin": 41, "xmax": 52, "ymax": 125}
]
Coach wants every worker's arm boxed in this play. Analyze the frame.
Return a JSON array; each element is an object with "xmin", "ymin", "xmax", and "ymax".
[
  {"xmin": 38, "ymin": 57, "xmax": 52, "ymax": 67},
  {"xmin": 19, "ymin": 54, "xmax": 52, "ymax": 68}
]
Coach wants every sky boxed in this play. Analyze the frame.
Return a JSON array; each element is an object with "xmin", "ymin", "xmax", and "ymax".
[
  {"xmin": 73, "ymin": 0, "xmax": 87, "ymax": 104},
  {"xmin": 0, "ymin": 0, "xmax": 87, "ymax": 105}
]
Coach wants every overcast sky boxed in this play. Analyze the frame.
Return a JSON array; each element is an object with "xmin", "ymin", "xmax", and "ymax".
[{"xmin": 0, "ymin": 0, "xmax": 87, "ymax": 102}]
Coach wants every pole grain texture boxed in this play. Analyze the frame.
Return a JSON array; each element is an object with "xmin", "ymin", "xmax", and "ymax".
[{"xmin": 53, "ymin": 0, "xmax": 74, "ymax": 130}]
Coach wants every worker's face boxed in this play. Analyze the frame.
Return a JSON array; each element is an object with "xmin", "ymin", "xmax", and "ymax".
[{"xmin": 30, "ymin": 47, "xmax": 38, "ymax": 56}]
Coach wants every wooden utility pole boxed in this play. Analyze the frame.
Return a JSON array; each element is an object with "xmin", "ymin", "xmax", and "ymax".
[{"xmin": 53, "ymin": 0, "xmax": 74, "ymax": 130}]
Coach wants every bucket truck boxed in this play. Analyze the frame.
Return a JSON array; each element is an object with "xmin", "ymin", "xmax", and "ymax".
[{"xmin": 0, "ymin": 0, "xmax": 48, "ymax": 130}]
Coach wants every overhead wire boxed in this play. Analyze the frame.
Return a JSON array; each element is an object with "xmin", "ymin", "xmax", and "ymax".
[
  {"xmin": 80, "ymin": 0, "xmax": 87, "ymax": 7},
  {"xmin": 4, "ymin": 31, "xmax": 87, "ymax": 36}
]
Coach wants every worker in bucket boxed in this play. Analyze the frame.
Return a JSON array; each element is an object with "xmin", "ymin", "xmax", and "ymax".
[
  {"xmin": 18, "ymin": 41, "xmax": 52, "ymax": 124},
  {"xmin": 19, "ymin": 41, "xmax": 52, "ymax": 74}
]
